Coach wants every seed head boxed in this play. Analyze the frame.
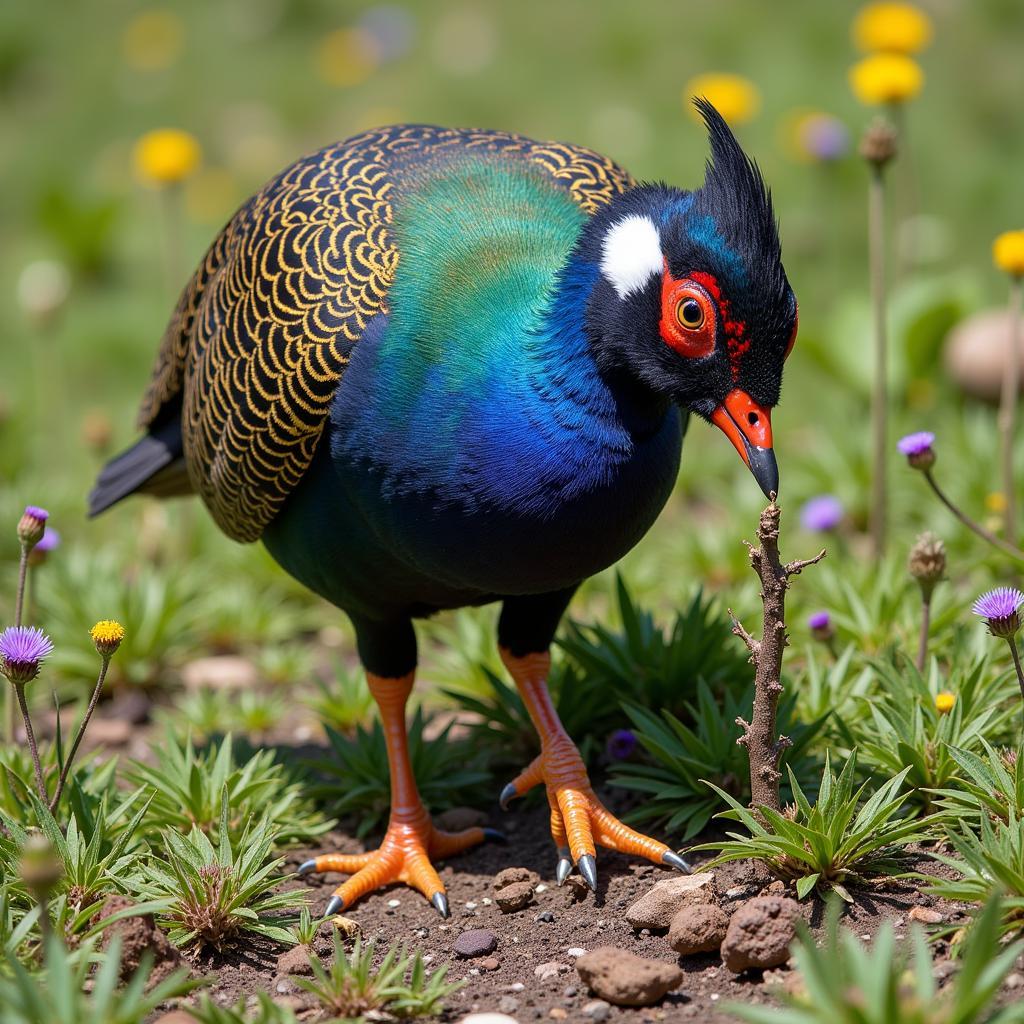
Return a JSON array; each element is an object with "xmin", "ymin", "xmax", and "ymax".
[
  {"xmin": 0, "ymin": 626, "xmax": 54, "ymax": 685},
  {"xmin": 19, "ymin": 832, "xmax": 63, "ymax": 895},
  {"xmin": 858, "ymin": 117, "xmax": 900, "ymax": 168},
  {"xmin": 907, "ymin": 532, "xmax": 946, "ymax": 601},
  {"xmin": 17, "ymin": 506, "xmax": 48, "ymax": 548},
  {"xmin": 897, "ymin": 431, "xmax": 935, "ymax": 470},
  {"xmin": 90, "ymin": 620, "xmax": 125, "ymax": 658},
  {"xmin": 972, "ymin": 587, "xmax": 1024, "ymax": 639}
]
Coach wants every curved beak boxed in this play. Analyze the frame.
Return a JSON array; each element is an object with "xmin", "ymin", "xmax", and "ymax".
[{"xmin": 710, "ymin": 389, "xmax": 779, "ymax": 499}]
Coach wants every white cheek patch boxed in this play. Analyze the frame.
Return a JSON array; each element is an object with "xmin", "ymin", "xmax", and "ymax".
[{"xmin": 599, "ymin": 214, "xmax": 662, "ymax": 300}]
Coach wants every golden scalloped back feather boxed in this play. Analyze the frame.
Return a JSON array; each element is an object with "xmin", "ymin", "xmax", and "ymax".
[{"xmin": 137, "ymin": 125, "xmax": 635, "ymax": 542}]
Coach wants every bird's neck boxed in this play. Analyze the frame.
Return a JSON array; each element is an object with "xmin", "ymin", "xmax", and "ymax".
[{"xmin": 535, "ymin": 254, "xmax": 670, "ymax": 442}]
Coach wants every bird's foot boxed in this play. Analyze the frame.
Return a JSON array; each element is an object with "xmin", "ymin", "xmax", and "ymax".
[
  {"xmin": 500, "ymin": 740, "xmax": 690, "ymax": 890},
  {"xmin": 299, "ymin": 816, "xmax": 501, "ymax": 918}
]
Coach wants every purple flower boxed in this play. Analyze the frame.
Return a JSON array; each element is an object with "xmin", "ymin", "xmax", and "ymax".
[
  {"xmin": 800, "ymin": 495, "xmax": 844, "ymax": 532},
  {"xmin": 897, "ymin": 432, "xmax": 936, "ymax": 470},
  {"xmin": 799, "ymin": 114, "xmax": 849, "ymax": 162},
  {"xmin": 0, "ymin": 626, "xmax": 54, "ymax": 685},
  {"xmin": 606, "ymin": 729, "xmax": 637, "ymax": 760},
  {"xmin": 17, "ymin": 506, "xmax": 48, "ymax": 547},
  {"xmin": 28, "ymin": 528, "xmax": 60, "ymax": 567},
  {"xmin": 972, "ymin": 587, "xmax": 1024, "ymax": 639},
  {"xmin": 808, "ymin": 611, "xmax": 834, "ymax": 641}
]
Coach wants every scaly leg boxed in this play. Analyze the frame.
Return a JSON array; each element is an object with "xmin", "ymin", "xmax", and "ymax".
[
  {"xmin": 300, "ymin": 671, "xmax": 499, "ymax": 917},
  {"xmin": 499, "ymin": 648, "xmax": 690, "ymax": 889}
]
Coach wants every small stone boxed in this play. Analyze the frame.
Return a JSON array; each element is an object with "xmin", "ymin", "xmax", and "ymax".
[
  {"xmin": 933, "ymin": 960, "xmax": 958, "ymax": 981},
  {"xmin": 481, "ymin": 956, "xmax": 500, "ymax": 971},
  {"xmin": 387, "ymin": 898, "xmax": 401, "ymax": 908},
  {"xmin": 721, "ymin": 897, "xmax": 802, "ymax": 974},
  {"xmin": 275, "ymin": 979, "xmax": 293, "ymax": 994},
  {"xmin": 498, "ymin": 996, "xmax": 521, "ymax": 1014},
  {"xmin": 454, "ymin": 929, "xmax": 499, "ymax": 959},
  {"xmin": 576, "ymin": 947, "xmax": 683, "ymax": 1007},
  {"xmin": 536, "ymin": 883, "xmax": 548, "ymax": 893},
  {"xmin": 668, "ymin": 904, "xmax": 730, "ymax": 956},
  {"xmin": 466, "ymin": 901, "xmax": 478, "ymax": 910},
  {"xmin": 725, "ymin": 887, "xmax": 745, "ymax": 898},
  {"xmin": 625, "ymin": 873, "xmax": 717, "ymax": 930},
  {"xmin": 436, "ymin": 806, "xmax": 489, "ymax": 831},
  {"xmin": 563, "ymin": 876, "xmax": 589, "ymax": 903},
  {"xmin": 536, "ymin": 910, "xmax": 555, "ymax": 923},
  {"xmin": 582, "ymin": 999, "xmax": 611, "ymax": 1021},
  {"xmin": 549, "ymin": 1010, "xmax": 568, "ymax": 1020},
  {"xmin": 332, "ymin": 915, "xmax": 361, "ymax": 937},
  {"xmin": 496, "ymin": 881, "xmax": 535, "ymax": 913},
  {"xmin": 458, "ymin": 1016, "xmax": 520, "ymax": 1024},
  {"xmin": 908, "ymin": 906, "xmax": 943, "ymax": 925},
  {"xmin": 495, "ymin": 866, "xmax": 541, "ymax": 889},
  {"xmin": 509, "ymin": 982, "xmax": 526, "ymax": 992},
  {"xmin": 567, "ymin": 947, "xmax": 587, "ymax": 958},
  {"xmin": 563, "ymin": 985, "xmax": 578, "ymax": 997},
  {"xmin": 535, "ymin": 961, "xmax": 567, "ymax": 981},
  {"xmin": 1005, "ymin": 972, "xmax": 1023, "ymax": 989},
  {"xmin": 276, "ymin": 944, "xmax": 314, "ymax": 976}
]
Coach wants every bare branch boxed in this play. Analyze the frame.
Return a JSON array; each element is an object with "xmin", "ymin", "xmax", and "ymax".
[{"xmin": 784, "ymin": 549, "xmax": 828, "ymax": 578}]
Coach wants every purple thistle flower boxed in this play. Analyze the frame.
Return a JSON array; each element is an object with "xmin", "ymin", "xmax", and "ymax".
[
  {"xmin": 808, "ymin": 610, "xmax": 834, "ymax": 642},
  {"xmin": 17, "ymin": 506, "xmax": 49, "ymax": 547},
  {"xmin": 799, "ymin": 114, "xmax": 849, "ymax": 162},
  {"xmin": 897, "ymin": 432, "xmax": 936, "ymax": 470},
  {"xmin": 606, "ymin": 728, "xmax": 637, "ymax": 761},
  {"xmin": 0, "ymin": 626, "xmax": 54, "ymax": 685},
  {"xmin": 972, "ymin": 587, "xmax": 1024, "ymax": 639},
  {"xmin": 800, "ymin": 495, "xmax": 844, "ymax": 532}
]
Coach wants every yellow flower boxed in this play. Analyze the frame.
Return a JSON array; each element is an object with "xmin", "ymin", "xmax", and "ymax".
[
  {"xmin": 993, "ymin": 231, "xmax": 1024, "ymax": 277},
  {"xmin": 314, "ymin": 28, "xmax": 379, "ymax": 88},
  {"xmin": 133, "ymin": 129, "xmax": 201, "ymax": 187},
  {"xmin": 986, "ymin": 491, "xmax": 1008, "ymax": 514},
  {"xmin": 934, "ymin": 691, "xmax": 956, "ymax": 715},
  {"xmin": 849, "ymin": 53, "xmax": 924, "ymax": 105},
  {"xmin": 853, "ymin": 3, "xmax": 933, "ymax": 54},
  {"xmin": 684, "ymin": 73, "xmax": 761, "ymax": 126},
  {"xmin": 90, "ymin": 620, "xmax": 125, "ymax": 657},
  {"xmin": 122, "ymin": 9, "xmax": 184, "ymax": 72}
]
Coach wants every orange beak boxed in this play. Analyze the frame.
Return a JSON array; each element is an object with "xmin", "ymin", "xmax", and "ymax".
[{"xmin": 710, "ymin": 389, "xmax": 779, "ymax": 498}]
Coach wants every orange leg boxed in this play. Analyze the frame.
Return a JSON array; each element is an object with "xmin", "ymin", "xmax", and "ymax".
[
  {"xmin": 299, "ymin": 672, "xmax": 498, "ymax": 917},
  {"xmin": 499, "ymin": 648, "xmax": 690, "ymax": 889}
]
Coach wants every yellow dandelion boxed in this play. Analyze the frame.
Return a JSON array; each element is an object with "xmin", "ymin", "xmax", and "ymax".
[
  {"xmin": 684, "ymin": 73, "xmax": 761, "ymax": 126},
  {"xmin": 133, "ymin": 129, "xmax": 201, "ymax": 187},
  {"xmin": 122, "ymin": 9, "xmax": 184, "ymax": 72},
  {"xmin": 314, "ymin": 28, "xmax": 380, "ymax": 88},
  {"xmin": 849, "ymin": 53, "xmax": 924, "ymax": 106},
  {"xmin": 934, "ymin": 691, "xmax": 955, "ymax": 715},
  {"xmin": 90, "ymin": 620, "xmax": 125, "ymax": 657},
  {"xmin": 853, "ymin": 3, "xmax": 933, "ymax": 54},
  {"xmin": 993, "ymin": 231, "xmax": 1024, "ymax": 277}
]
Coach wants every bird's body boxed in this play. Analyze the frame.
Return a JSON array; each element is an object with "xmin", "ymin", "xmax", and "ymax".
[{"xmin": 92, "ymin": 110, "xmax": 796, "ymax": 914}]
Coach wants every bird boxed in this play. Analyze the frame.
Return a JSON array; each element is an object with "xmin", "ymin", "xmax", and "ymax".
[{"xmin": 89, "ymin": 100, "xmax": 797, "ymax": 919}]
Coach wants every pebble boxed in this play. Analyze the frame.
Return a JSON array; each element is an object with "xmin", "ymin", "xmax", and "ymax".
[
  {"xmin": 275, "ymin": 945, "xmax": 314, "ymax": 976},
  {"xmin": 454, "ymin": 929, "xmax": 499, "ymax": 959},
  {"xmin": 535, "ymin": 961, "xmax": 567, "ymax": 981},
  {"xmin": 908, "ymin": 906, "xmax": 944, "ymax": 924},
  {"xmin": 498, "ymin": 996, "xmax": 521, "ymax": 1014},
  {"xmin": 1005, "ymin": 973, "xmax": 1023, "ymax": 989},
  {"xmin": 480, "ymin": 957, "xmax": 500, "ymax": 971},
  {"xmin": 387, "ymin": 898, "xmax": 401, "ymax": 908},
  {"xmin": 508, "ymin": 983, "xmax": 526, "ymax": 992},
  {"xmin": 466, "ymin": 901, "xmax": 478, "ymax": 910},
  {"xmin": 567, "ymin": 947, "xmax": 587, "ymax": 958},
  {"xmin": 549, "ymin": 1010, "xmax": 568, "ymax": 1020},
  {"xmin": 457, "ymin": 1015, "xmax": 520, "ymax": 1024},
  {"xmin": 576, "ymin": 947, "xmax": 683, "ymax": 1007},
  {"xmin": 721, "ymin": 896, "xmax": 802, "ymax": 974},
  {"xmin": 624, "ymin": 873, "xmax": 718, "ymax": 930},
  {"xmin": 536, "ymin": 911, "xmax": 555, "ymax": 923},
  {"xmin": 668, "ymin": 904, "xmax": 730, "ymax": 956},
  {"xmin": 496, "ymin": 881, "xmax": 536, "ymax": 913},
  {"xmin": 275, "ymin": 979, "xmax": 292, "ymax": 994},
  {"xmin": 582, "ymin": 999, "xmax": 611, "ymax": 1021},
  {"xmin": 494, "ymin": 867, "xmax": 540, "ymax": 890},
  {"xmin": 536, "ymin": 883, "xmax": 548, "ymax": 893}
]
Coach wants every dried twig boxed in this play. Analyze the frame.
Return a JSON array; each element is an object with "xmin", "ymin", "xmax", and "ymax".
[{"xmin": 730, "ymin": 501, "xmax": 825, "ymax": 812}]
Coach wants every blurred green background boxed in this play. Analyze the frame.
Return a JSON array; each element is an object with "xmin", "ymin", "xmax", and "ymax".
[{"xmin": 1, "ymin": 0, "xmax": 1023, "ymax": 702}]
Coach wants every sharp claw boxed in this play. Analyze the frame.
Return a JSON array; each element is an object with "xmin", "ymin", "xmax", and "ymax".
[
  {"xmin": 324, "ymin": 895, "xmax": 344, "ymax": 918},
  {"xmin": 662, "ymin": 850, "xmax": 692, "ymax": 874},
  {"xmin": 298, "ymin": 859, "xmax": 317, "ymax": 876},
  {"xmin": 555, "ymin": 849, "xmax": 573, "ymax": 886},
  {"xmin": 577, "ymin": 853, "xmax": 597, "ymax": 892},
  {"xmin": 482, "ymin": 827, "xmax": 508, "ymax": 845},
  {"xmin": 431, "ymin": 892, "xmax": 450, "ymax": 919},
  {"xmin": 499, "ymin": 783, "xmax": 518, "ymax": 811}
]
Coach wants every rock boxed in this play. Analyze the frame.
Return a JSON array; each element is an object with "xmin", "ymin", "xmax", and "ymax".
[
  {"xmin": 908, "ymin": 906, "xmax": 943, "ymax": 925},
  {"xmin": 494, "ymin": 866, "xmax": 540, "ymax": 890},
  {"xmin": 480, "ymin": 956, "xmax": 500, "ymax": 971},
  {"xmin": 721, "ymin": 896, "xmax": 801, "ymax": 974},
  {"xmin": 575, "ymin": 947, "xmax": 683, "ymax": 1007},
  {"xmin": 582, "ymin": 999, "xmax": 612, "ymax": 1020},
  {"xmin": 624, "ymin": 872, "xmax": 717, "ymax": 930},
  {"xmin": 276, "ymin": 944, "xmax": 314, "ymax": 976},
  {"xmin": 458, "ymin": 1016, "xmax": 520, "ymax": 1024},
  {"xmin": 563, "ymin": 876, "xmax": 589, "ymax": 903},
  {"xmin": 567, "ymin": 947, "xmax": 587, "ymax": 958},
  {"xmin": 944, "ymin": 308, "xmax": 1024, "ymax": 403},
  {"xmin": 498, "ymin": 996, "xmax": 521, "ymax": 1013},
  {"xmin": 668, "ymin": 904, "xmax": 730, "ymax": 955},
  {"xmin": 436, "ymin": 806, "xmax": 489, "ymax": 831},
  {"xmin": 495, "ymin": 881, "xmax": 535, "ymax": 913},
  {"xmin": 549, "ymin": 1010, "xmax": 568, "ymax": 1020},
  {"xmin": 535, "ymin": 961, "xmax": 567, "ymax": 981},
  {"xmin": 180, "ymin": 656, "xmax": 259, "ymax": 692},
  {"xmin": 95, "ymin": 895, "xmax": 184, "ymax": 985},
  {"xmin": 454, "ymin": 928, "xmax": 499, "ymax": 958},
  {"xmin": 1005, "ymin": 972, "xmax": 1023, "ymax": 989}
]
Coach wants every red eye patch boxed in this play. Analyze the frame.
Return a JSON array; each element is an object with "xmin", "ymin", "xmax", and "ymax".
[{"xmin": 659, "ymin": 266, "xmax": 716, "ymax": 359}]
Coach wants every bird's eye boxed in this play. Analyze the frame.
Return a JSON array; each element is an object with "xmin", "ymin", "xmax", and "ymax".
[{"xmin": 676, "ymin": 298, "xmax": 704, "ymax": 330}]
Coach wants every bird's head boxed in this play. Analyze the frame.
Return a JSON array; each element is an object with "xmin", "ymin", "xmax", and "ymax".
[{"xmin": 577, "ymin": 99, "xmax": 797, "ymax": 498}]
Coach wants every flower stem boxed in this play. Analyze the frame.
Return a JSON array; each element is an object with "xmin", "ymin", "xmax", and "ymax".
[
  {"xmin": 923, "ymin": 470, "xmax": 1024, "ymax": 563},
  {"xmin": 14, "ymin": 684, "xmax": 46, "ymax": 802},
  {"xmin": 999, "ymin": 276, "xmax": 1022, "ymax": 546},
  {"xmin": 1007, "ymin": 638, "xmax": 1024, "ymax": 728},
  {"xmin": 916, "ymin": 596, "xmax": 931, "ymax": 673},
  {"xmin": 49, "ymin": 657, "xmax": 109, "ymax": 812},
  {"xmin": 6, "ymin": 544, "xmax": 30, "ymax": 744},
  {"xmin": 868, "ymin": 164, "xmax": 889, "ymax": 559}
]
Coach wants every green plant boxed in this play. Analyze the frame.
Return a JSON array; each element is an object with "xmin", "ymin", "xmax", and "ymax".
[
  {"xmin": 728, "ymin": 896, "xmax": 1024, "ymax": 1024},
  {"xmin": 306, "ymin": 659, "xmax": 375, "ymax": 732},
  {"xmin": 139, "ymin": 791, "xmax": 298, "ymax": 949},
  {"xmin": 931, "ymin": 741, "xmax": 1024, "ymax": 824},
  {"xmin": 927, "ymin": 810, "xmax": 1024, "ymax": 942},
  {"xmin": 0, "ymin": 932, "xmax": 198, "ymax": 1024},
  {"xmin": 608, "ymin": 681, "xmax": 825, "ymax": 839},
  {"xmin": 697, "ymin": 754, "xmax": 937, "ymax": 900},
  {"xmin": 185, "ymin": 994, "xmax": 300, "ymax": 1024},
  {"xmin": 125, "ymin": 732, "xmax": 331, "ymax": 846},
  {"xmin": 286, "ymin": 905, "xmax": 319, "ymax": 947},
  {"xmin": 308, "ymin": 708, "xmax": 490, "ymax": 837},
  {"xmin": 295, "ymin": 931, "xmax": 462, "ymax": 1019}
]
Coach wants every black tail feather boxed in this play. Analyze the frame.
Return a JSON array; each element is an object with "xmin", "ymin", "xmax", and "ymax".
[{"xmin": 88, "ymin": 416, "xmax": 189, "ymax": 517}]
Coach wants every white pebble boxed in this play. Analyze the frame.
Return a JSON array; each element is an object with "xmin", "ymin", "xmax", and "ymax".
[
  {"xmin": 465, "ymin": 901, "xmax": 478, "ymax": 909},
  {"xmin": 711, "ymin": 994, "xmax": 719, "ymax": 1002},
  {"xmin": 387, "ymin": 898, "xmax": 401, "ymax": 907},
  {"xmin": 535, "ymin": 883, "xmax": 548, "ymax": 892},
  {"xmin": 567, "ymin": 947, "xmax": 586, "ymax": 958},
  {"xmin": 457, "ymin": 1015, "xmax": 520, "ymax": 1024},
  {"xmin": 482, "ymin": 897, "xmax": 492, "ymax": 905}
]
